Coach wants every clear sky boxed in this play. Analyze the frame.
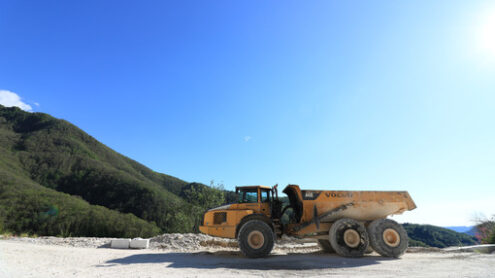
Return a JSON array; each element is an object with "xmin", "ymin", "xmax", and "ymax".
[{"xmin": 1, "ymin": 1, "xmax": 494, "ymax": 226}]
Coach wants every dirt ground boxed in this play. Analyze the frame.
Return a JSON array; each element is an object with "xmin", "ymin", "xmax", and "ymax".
[{"xmin": 1, "ymin": 240, "xmax": 494, "ymax": 278}]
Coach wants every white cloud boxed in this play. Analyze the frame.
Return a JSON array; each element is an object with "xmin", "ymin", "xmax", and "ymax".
[
  {"xmin": 34, "ymin": 102, "xmax": 40, "ymax": 107},
  {"xmin": 0, "ymin": 90, "xmax": 32, "ymax": 111},
  {"xmin": 244, "ymin": 136, "xmax": 252, "ymax": 142}
]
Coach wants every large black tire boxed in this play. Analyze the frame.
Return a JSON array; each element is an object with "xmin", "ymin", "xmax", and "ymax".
[
  {"xmin": 317, "ymin": 239, "xmax": 335, "ymax": 253},
  {"xmin": 368, "ymin": 219, "xmax": 408, "ymax": 258},
  {"xmin": 238, "ymin": 220, "xmax": 275, "ymax": 258},
  {"xmin": 329, "ymin": 218, "xmax": 369, "ymax": 258}
]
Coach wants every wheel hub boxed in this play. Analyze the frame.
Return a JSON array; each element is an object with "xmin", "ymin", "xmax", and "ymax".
[
  {"xmin": 247, "ymin": 230, "xmax": 265, "ymax": 249},
  {"xmin": 343, "ymin": 229, "xmax": 360, "ymax": 248},
  {"xmin": 382, "ymin": 228, "xmax": 400, "ymax": 247}
]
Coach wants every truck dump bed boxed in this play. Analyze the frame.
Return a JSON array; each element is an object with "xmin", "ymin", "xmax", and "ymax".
[{"xmin": 283, "ymin": 185, "xmax": 416, "ymax": 224}]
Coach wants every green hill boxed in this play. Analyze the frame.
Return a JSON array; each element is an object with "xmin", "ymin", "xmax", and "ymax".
[
  {"xmin": 0, "ymin": 105, "xmax": 224, "ymax": 237},
  {"xmin": 403, "ymin": 223, "xmax": 478, "ymax": 248}
]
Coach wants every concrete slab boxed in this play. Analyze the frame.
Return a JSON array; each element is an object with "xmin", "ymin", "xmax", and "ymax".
[
  {"xmin": 110, "ymin": 239, "xmax": 130, "ymax": 249},
  {"xmin": 130, "ymin": 238, "xmax": 149, "ymax": 249}
]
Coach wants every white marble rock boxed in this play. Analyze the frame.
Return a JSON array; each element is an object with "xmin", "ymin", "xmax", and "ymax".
[
  {"xmin": 110, "ymin": 239, "xmax": 131, "ymax": 249},
  {"xmin": 130, "ymin": 238, "xmax": 149, "ymax": 249}
]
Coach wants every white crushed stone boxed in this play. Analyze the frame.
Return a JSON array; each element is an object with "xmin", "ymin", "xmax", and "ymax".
[
  {"xmin": 2, "ymin": 240, "xmax": 494, "ymax": 278},
  {"xmin": 2, "ymin": 234, "xmax": 485, "ymax": 255},
  {"xmin": 1, "ymin": 233, "xmax": 318, "ymax": 252}
]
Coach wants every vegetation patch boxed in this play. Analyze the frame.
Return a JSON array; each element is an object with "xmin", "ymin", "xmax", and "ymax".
[{"xmin": 403, "ymin": 223, "xmax": 478, "ymax": 248}]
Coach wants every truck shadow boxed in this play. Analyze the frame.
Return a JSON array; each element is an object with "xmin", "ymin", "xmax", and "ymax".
[{"xmin": 102, "ymin": 251, "xmax": 391, "ymax": 270}]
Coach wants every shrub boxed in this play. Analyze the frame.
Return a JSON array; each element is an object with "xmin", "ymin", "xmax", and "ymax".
[{"xmin": 474, "ymin": 215, "xmax": 495, "ymax": 244}]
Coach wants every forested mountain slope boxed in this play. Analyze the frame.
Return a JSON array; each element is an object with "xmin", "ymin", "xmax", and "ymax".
[{"xmin": 0, "ymin": 105, "xmax": 223, "ymax": 236}]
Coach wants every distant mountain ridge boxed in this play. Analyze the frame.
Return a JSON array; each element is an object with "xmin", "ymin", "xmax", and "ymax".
[
  {"xmin": 445, "ymin": 226, "xmax": 472, "ymax": 233},
  {"xmin": 445, "ymin": 226, "xmax": 477, "ymax": 236},
  {"xmin": 0, "ymin": 105, "xmax": 224, "ymax": 237}
]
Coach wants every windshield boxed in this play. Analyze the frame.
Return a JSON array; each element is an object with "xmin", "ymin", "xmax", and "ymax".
[{"xmin": 238, "ymin": 188, "xmax": 258, "ymax": 203}]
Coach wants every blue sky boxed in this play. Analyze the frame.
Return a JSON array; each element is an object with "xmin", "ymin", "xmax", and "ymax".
[{"xmin": 1, "ymin": 1, "xmax": 494, "ymax": 226}]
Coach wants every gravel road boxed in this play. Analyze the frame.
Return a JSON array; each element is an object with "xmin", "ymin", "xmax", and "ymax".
[{"xmin": 1, "ymin": 235, "xmax": 494, "ymax": 278}]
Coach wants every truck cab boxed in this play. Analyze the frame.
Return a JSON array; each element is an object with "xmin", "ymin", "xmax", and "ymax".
[
  {"xmin": 199, "ymin": 185, "xmax": 282, "ymax": 258},
  {"xmin": 234, "ymin": 185, "xmax": 272, "ymax": 216},
  {"xmin": 199, "ymin": 185, "xmax": 280, "ymax": 240}
]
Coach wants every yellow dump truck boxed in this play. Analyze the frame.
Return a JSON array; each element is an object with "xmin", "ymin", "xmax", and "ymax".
[{"xmin": 200, "ymin": 184, "xmax": 416, "ymax": 258}]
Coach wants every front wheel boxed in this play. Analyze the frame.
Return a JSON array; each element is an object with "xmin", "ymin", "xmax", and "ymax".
[
  {"xmin": 368, "ymin": 219, "xmax": 408, "ymax": 258},
  {"xmin": 238, "ymin": 220, "xmax": 275, "ymax": 258},
  {"xmin": 329, "ymin": 218, "xmax": 369, "ymax": 257}
]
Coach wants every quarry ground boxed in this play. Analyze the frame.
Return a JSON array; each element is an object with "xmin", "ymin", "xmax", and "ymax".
[{"xmin": 1, "ymin": 235, "xmax": 494, "ymax": 278}]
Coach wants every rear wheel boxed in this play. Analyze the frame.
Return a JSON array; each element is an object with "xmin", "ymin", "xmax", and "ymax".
[
  {"xmin": 238, "ymin": 220, "xmax": 275, "ymax": 258},
  {"xmin": 329, "ymin": 218, "xmax": 369, "ymax": 257},
  {"xmin": 368, "ymin": 219, "xmax": 408, "ymax": 258},
  {"xmin": 317, "ymin": 239, "xmax": 335, "ymax": 253}
]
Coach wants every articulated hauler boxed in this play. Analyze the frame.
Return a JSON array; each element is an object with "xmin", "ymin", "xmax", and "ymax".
[{"xmin": 200, "ymin": 184, "xmax": 416, "ymax": 258}]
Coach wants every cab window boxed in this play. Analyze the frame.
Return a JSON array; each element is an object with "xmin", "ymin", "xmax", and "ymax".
[
  {"xmin": 239, "ymin": 189, "xmax": 258, "ymax": 203},
  {"xmin": 261, "ymin": 189, "xmax": 270, "ymax": 203}
]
